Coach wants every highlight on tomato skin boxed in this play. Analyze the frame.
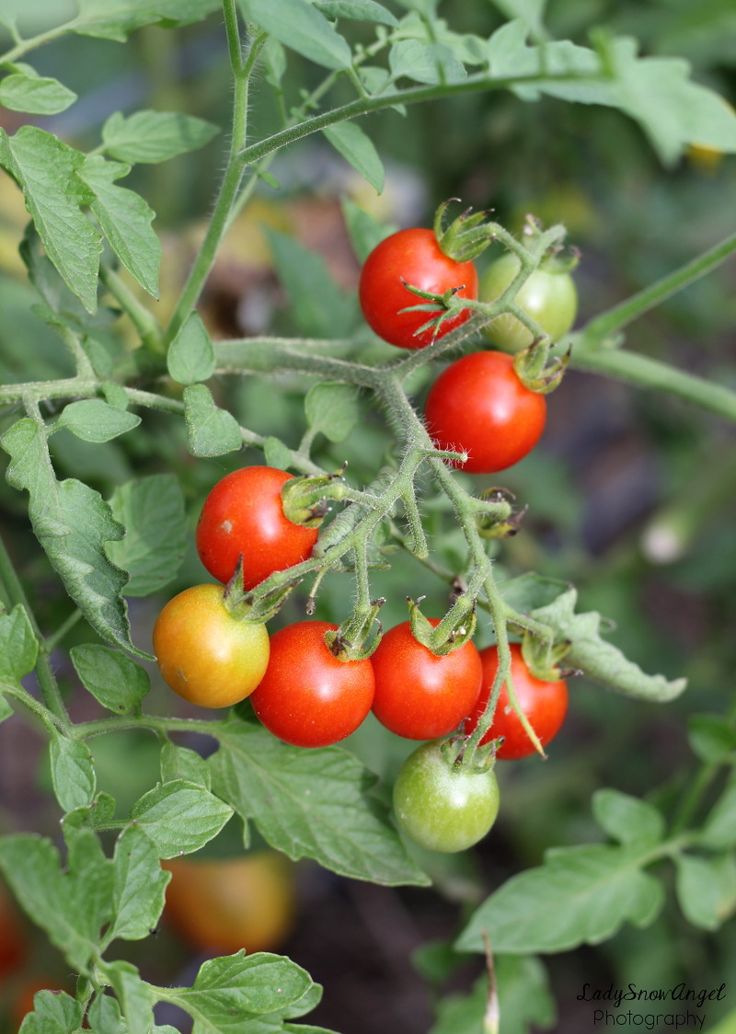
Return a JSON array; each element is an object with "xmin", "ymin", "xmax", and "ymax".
[
  {"xmin": 196, "ymin": 466, "xmax": 319, "ymax": 590},
  {"xmin": 153, "ymin": 583, "xmax": 270, "ymax": 709},
  {"xmin": 425, "ymin": 350, "xmax": 547, "ymax": 474},
  {"xmin": 251, "ymin": 621, "xmax": 375, "ymax": 748},
  {"xmin": 370, "ymin": 620, "xmax": 482, "ymax": 740},
  {"xmin": 162, "ymin": 852, "xmax": 296, "ymax": 957},
  {"xmin": 359, "ymin": 227, "xmax": 478, "ymax": 350},
  {"xmin": 465, "ymin": 643, "xmax": 569, "ymax": 759}
]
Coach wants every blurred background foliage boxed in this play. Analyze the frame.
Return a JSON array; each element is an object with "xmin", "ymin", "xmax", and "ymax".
[{"xmin": 0, "ymin": 0, "xmax": 735, "ymax": 1031}]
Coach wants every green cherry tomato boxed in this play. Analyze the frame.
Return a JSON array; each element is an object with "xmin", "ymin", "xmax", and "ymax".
[
  {"xmin": 153, "ymin": 583, "xmax": 270, "ymax": 708},
  {"xmin": 393, "ymin": 741, "xmax": 500, "ymax": 853},
  {"xmin": 480, "ymin": 252, "xmax": 578, "ymax": 351}
]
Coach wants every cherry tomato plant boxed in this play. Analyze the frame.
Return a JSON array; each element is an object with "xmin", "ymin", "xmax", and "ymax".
[{"xmin": 0, "ymin": 1, "xmax": 735, "ymax": 1032}]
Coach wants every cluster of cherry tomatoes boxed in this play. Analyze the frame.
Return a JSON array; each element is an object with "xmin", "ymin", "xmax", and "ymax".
[
  {"xmin": 360, "ymin": 225, "xmax": 577, "ymax": 473},
  {"xmin": 154, "ymin": 220, "xmax": 576, "ymax": 853}
]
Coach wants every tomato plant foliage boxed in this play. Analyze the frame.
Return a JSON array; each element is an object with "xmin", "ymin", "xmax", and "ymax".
[{"xmin": 0, "ymin": 0, "xmax": 734, "ymax": 1031}]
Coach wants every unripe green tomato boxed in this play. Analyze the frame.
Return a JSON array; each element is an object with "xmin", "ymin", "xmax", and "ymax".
[
  {"xmin": 481, "ymin": 252, "xmax": 578, "ymax": 351},
  {"xmin": 393, "ymin": 741, "xmax": 500, "ymax": 853}
]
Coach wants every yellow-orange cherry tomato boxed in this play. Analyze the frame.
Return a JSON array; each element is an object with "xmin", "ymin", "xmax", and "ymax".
[
  {"xmin": 153, "ymin": 583, "xmax": 269, "ymax": 708},
  {"xmin": 163, "ymin": 852, "xmax": 296, "ymax": 955}
]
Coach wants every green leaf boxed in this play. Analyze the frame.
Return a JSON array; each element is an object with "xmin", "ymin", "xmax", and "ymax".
[
  {"xmin": 167, "ymin": 312, "xmax": 216, "ymax": 385},
  {"xmin": 18, "ymin": 990, "xmax": 83, "ymax": 1034},
  {"xmin": 75, "ymin": 0, "xmax": 220, "ymax": 42},
  {"xmin": 0, "ymin": 830, "xmax": 113, "ymax": 971},
  {"xmin": 0, "ymin": 126, "xmax": 101, "ymax": 312},
  {"xmin": 49, "ymin": 734, "xmax": 97, "ymax": 813},
  {"xmin": 0, "ymin": 70, "xmax": 77, "ymax": 115},
  {"xmin": 109, "ymin": 826, "xmax": 170, "ymax": 941},
  {"xmin": 701, "ymin": 771, "xmax": 736, "ymax": 850},
  {"xmin": 79, "ymin": 155, "xmax": 160, "ymax": 297},
  {"xmin": 130, "ymin": 780, "xmax": 233, "ymax": 858},
  {"xmin": 266, "ymin": 228, "xmax": 357, "ymax": 338},
  {"xmin": 592, "ymin": 789, "xmax": 665, "ymax": 848},
  {"xmin": 1, "ymin": 418, "xmax": 144, "ymax": 657},
  {"xmin": 70, "ymin": 643, "xmax": 150, "ymax": 714},
  {"xmin": 0, "ymin": 604, "xmax": 38, "ymax": 682},
  {"xmin": 184, "ymin": 384, "xmax": 243, "ymax": 458},
  {"xmin": 490, "ymin": 0, "xmax": 546, "ymax": 37},
  {"xmin": 87, "ymin": 994, "xmax": 127, "ymax": 1034},
  {"xmin": 305, "ymin": 382, "xmax": 360, "ymax": 443},
  {"xmin": 210, "ymin": 720, "xmax": 430, "ymax": 886},
  {"xmin": 263, "ymin": 436, "xmax": 294, "ymax": 471},
  {"xmin": 239, "ymin": 0, "xmax": 352, "ymax": 70},
  {"xmin": 57, "ymin": 400, "xmax": 141, "ymax": 444},
  {"xmin": 529, "ymin": 588, "xmax": 687, "ymax": 701},
  {"xmin": 675, "ymin": 852, "xmax": 736, "ymax": 931},
  {"xmin": 167, "ymin": 952, "xmax": 314, "ymax": 1021},
  {"xmin": 315, "ymin": 0, "xmax": 397, "ymax": 28},
  {"xmin": 498, "ymin": 572, "xmax": 568, "ymax": 613},
  {"xmin": 107, "ymin": 474, "xmax": 187, "ymax": 597},
  {"xmin": 688, "ymin": 714, "xmax": 736, "ymax": 763},
  {"xmin": 340, "ymin": 198, "xmax": 393, "ymax": 263},
  {"xmin": 160, "ymin": 742, "xmax": 211, "ymax": 789},
  {"xmin": 456, "ymin": 844, "xmax": 664, "ymax": 954},
  {"xmin": 389, "ymin": 39, "xmax": 467, "ymax": 84},
  {"xmin": 322, "ymin": 121, "xmax": 384, "ymax": 193},
  {"xmin": 101, "ymin": 109, "xmax": 219, "ymax": 164},
  {"xmin": 431, "ymin": 956, "xmax": 556, "ymax": 1034},
  {"xmin": 103, "ymin": 961, "xmax": 155, "ymax": 1033}
]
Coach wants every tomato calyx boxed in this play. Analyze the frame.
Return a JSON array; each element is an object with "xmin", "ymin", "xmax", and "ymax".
[
  {"xmin": 325, "ymin": 595, "xmax": 385, "ymax": 660},
  {"xmin": 520, "ymin": 630, "xmax": 582, "ymax": 683},
  {"xmin": 513, "ymin": 337, "xmax": 571, "ymax": 395},
  {"xmin": 224, "ymin": 558, "xmax": 296, "ymax": 622},
  {"xmin": 440, "ymin": 732, "xmax": 499, "ymax": 774},
  {"xmin": 408, "ymin": 594, "xmax": 477, "ymax": 656},
  {"xmin": 433, "ymin": 198, "xmax": 495, "ymax": 263},
  {"xmin": 475, "ymin": 487, "xmax": 528, "ymax": 540},
  {"xmin": 280, "ymin": 470, "xmax": 347, "ymax": 529}
]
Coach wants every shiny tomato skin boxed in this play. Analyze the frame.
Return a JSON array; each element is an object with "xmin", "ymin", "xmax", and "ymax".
[
  {"xmin": 153, "ymin": 583, "xmax": 269, "ymax": 708},
  {"xmin": 251, "ymin": 621, "xmax": 375, "ymax": 747},
  {"xmin": 359, "ymin": 228, "xmax": 478, "ymax": 350},
  {"xmin": 371, "ymin": 620, "xmax": 482, "ymax": 740},
  {"xmin": 465, "ymin": 643, "xmax": 569, "ymax": 759},
  {"xmin": 393, "ymin": 740, "xmax": 500, "ymax": 853},
  {"xmin": 163, "ymin": 852, "xmax": 295, "ymax": 955},
  {"xmin": 196, "ymin": 466, "xmax": 319, "ymax": 590},
  {"xmin": 481, "ymin": 252, "xmax": 578, "ymax": 351},
  {"xmin": 425, "ymin": 351, "xmax": 546, "ymax": 473}
]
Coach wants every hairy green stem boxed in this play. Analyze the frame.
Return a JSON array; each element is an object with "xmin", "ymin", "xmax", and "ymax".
[
  {"xmin": 100, "ymin": 267, "xmax": 162, "ymax": 353},
  {"xmin": 580, "ymin": 231, "xmax": 736, "ymax": 344}
]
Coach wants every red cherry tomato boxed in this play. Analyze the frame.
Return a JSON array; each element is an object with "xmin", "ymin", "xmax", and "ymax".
[
  {"xmin": 371, "ymin": 620, "xmax": 482, "ymax": 740},
  {"xmin": 425, "ymin": 351, "xmax": 546, "ymax": 473},
  {"xmin": 251, "ymin": 621, "xmax": 375, "ymax": 747},
  {"xmin": 359, "ymin": 228, "xmax": 478, "ymax": 350},
  {"xmin": 465, "ymin": 643, "xmax": 569, "ymax": 759},
  {"xmin": 196, "ymin": 466, "xmax": 318, "ymax": 590}
]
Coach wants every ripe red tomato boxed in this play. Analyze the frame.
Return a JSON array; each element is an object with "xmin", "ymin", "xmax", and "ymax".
[
  {"xmin": 465, "ymin": 643, "xmax": 569, "ymax": 759},
  {"xmin": 425, "ymin": 351, "xmax": 546, "ymax": 473},
  {"xmin": 393, "ymin": 740, "xmax": 500, "ymax": 852},
  {"xmin": 251, "ymin": 621, "xmax": 375, "ymax": 747},
  {"xmin": 197, "ymin": 466, "xmax": 319, "ymax": 590},
  {"xmin": 154, "ymin": 583, "xmax": 270, "ymax": 708},
  {"xmin": 359, "ymin": 228, "xmax": 478, "ymax": 349},
  {"xmin": 371, "ymin": 620, "xmax": 482, "ymax": 740},
  {"xmin": 163, "ymin": 852, "xmax": 295, "ymax": 955}
]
